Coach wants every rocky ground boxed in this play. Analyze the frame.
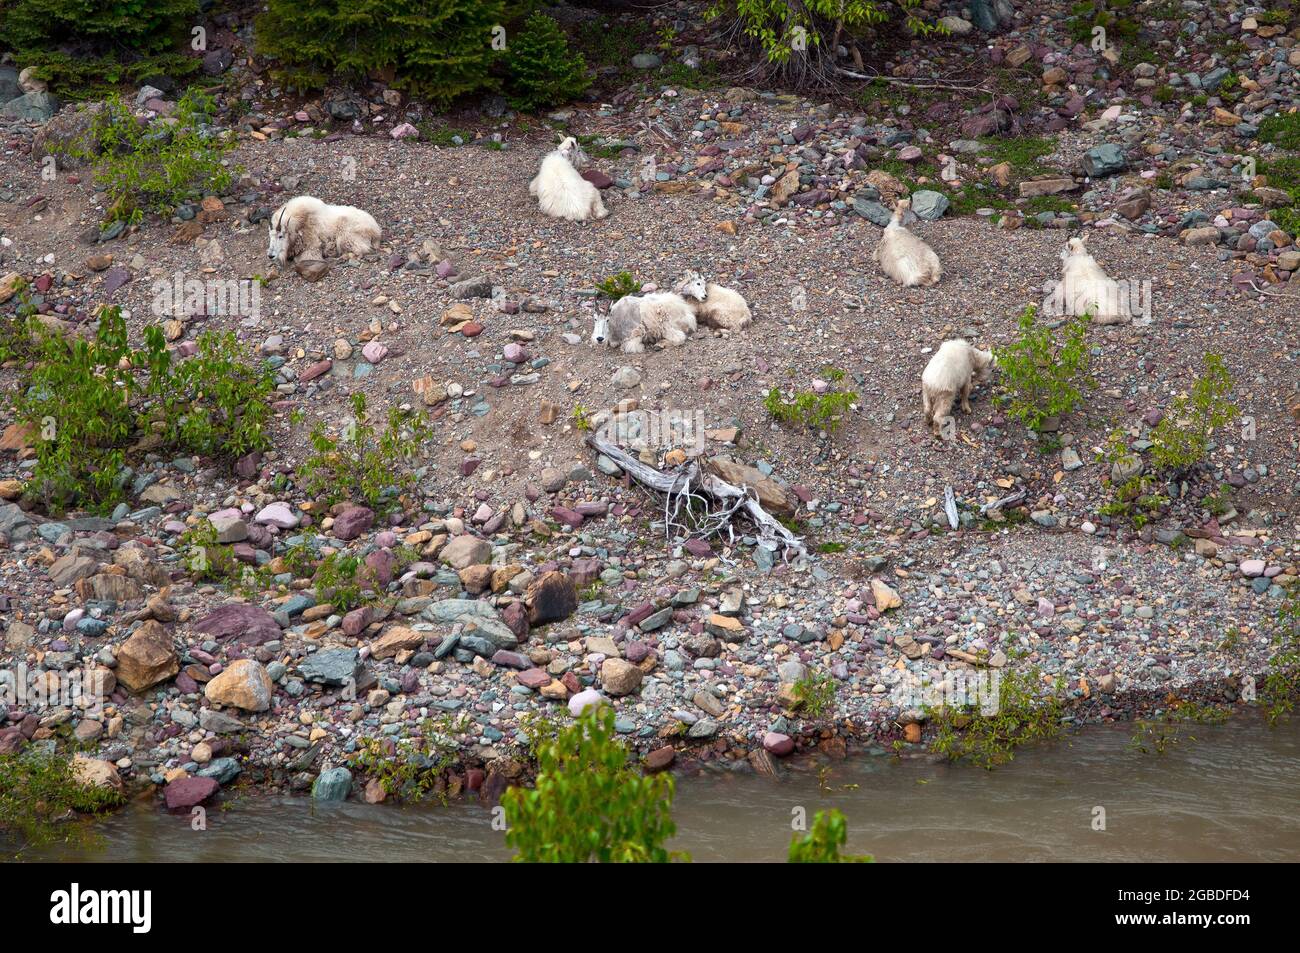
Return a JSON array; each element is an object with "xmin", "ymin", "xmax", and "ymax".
[{"xmin": 1, "ymin": 0, "xmax": 1299, "ymax": 811}]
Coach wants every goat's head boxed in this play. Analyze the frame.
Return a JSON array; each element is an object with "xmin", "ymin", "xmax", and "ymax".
[
  {"xmin": 1062, "ymin": 235, "xmax": 1089, "ymax": 260},
  {"xmin": 591, "ymin": 314, "xmax": 611, "ymax": 346},
  {"xmin": 267, "ymin": 206, "xmax": 289, "ymax": 263},
  {"xmin": 892, "ymin": 197, "xmax": 917, "ymax": 227},
  {"xmin": 675, "ymin": 271, "xmax": 708, "ymax": 301},
  {"xmin": 557, "ymin": 136, "xmax": 588, "ymax": 168}
]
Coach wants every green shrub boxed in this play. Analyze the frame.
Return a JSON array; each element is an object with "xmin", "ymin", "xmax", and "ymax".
[
  {"xmin": 1149, "ymin": 353, "xmax": 1237, "ymax": 473},
  {"xmin": 11, "ymin": 305, "xmax": 274, "ymax": 513},
  {"xmin": 594, "ymin": 271, "xmax": 640, "ymax": 300},
  {"xmin": 505, "ymin": 12, "xmax": 590, "ymax": 111},
  {"xmin": 928, "ymin": 665, "xmax": 1065, "ymax": 769},
  {"xmin": 707, "ymin": 0, "xmax": 938, "ymax": 73},
  {"xmin": 256, "ymin": 0, "xmax": 507, "ymax": 105},
  {"xmin": 0, "ymin": 750, "xmax": 126, "ymax": 858},
  {"xmin": 1262, "ymin": 591, "xmax": 1300, "ymax": 726},
  {"xmin": 1096, "ymin": 429, "xmax": 1168, "ymax": 528},
  {"xmin": 350, "ymin": 718, "xmax": 458, "ymax": 801},
  {"xmin": 993, "ymin": 307, "xmax": 1093, "ymax": 434},
  {"xmin": 298, "ymin": 391, "xmax": 431, "ymax": 509},
  {"xmin": 792, "ymin": 670, "xmax": 837, "ymax": 719},
  {"xmin": 0, "ymin": 0, "xmax": 199, "ymax": 96},
  {"xmin": 61, "ymin": 88, "xmax": 235, "ymax": 225},
  {"xmin": 181, "ymin": 519, "xmax": 268, "ymax": 591},
  {"xmin": 313, "ymin": 552, "xmax": 367, "ymax": 611},
  {"xmin": 502, "ymin": 707, "xmax": 685, "ymax": 862},
  {"xmin": 765, "ymin": 368, "xmax": 856, "ymax": 435},
  {"xmin": 788, "ymin": 809, "xmax": 873, "ymax": 863}
]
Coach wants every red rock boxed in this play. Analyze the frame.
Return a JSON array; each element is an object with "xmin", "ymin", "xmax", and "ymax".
[{"xmin": 164, "ymin": 776, "xmax": 220, "ymax": 810}]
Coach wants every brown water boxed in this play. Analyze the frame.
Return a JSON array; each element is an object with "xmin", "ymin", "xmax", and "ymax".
[{"xmin": 34, "ymin": 718, "xmax": 1300, "ymax": 862}]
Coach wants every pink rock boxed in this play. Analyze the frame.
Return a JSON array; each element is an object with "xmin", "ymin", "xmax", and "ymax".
[
  {"xmin": 165, "ymin": 776, "xmax": 220, "ymax": 810},
  {"xmin": 391, "ymin": 122, "xmax": 419, "ymax": 139},
  {"xmin": 362, "ymin": 341, "xmax": 388, "ymax": 364},
  {"xmin": 568, "ymin": 689, "xmax": 607, "ymax": 717},
  {"xmin": 1240, "ymin": 559, "xmax": 1265, "ymax": 577},
  {"xmin": 763, "ymin": 732, "xmax": 795, "ymax": 756}
]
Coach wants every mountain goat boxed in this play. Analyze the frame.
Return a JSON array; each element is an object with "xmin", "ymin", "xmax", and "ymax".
[
  {"xmin": 673, "ymin": 272, "xmax": 753, "ymax": 331},
  {"xmin": 1056, "ymin": 234, "xmax": 1128, "ymax": 324},
  {"xmin": 921, "ymin": 339, "xmax": 994, "ymax": 436},
  {"xmin": 530, "ymin": 137, "xmax": 608, "ymax": 222},
  {"xmin": 874, "ymin": 198, "xmax": 942, "ymax": 287},
  {"xmin": 266, "ymin": 196, "xmax": 381, "ymax": 264},
  {"xmin": 591, "ymin": 292, "xmax": 696, "ymax": 353}
]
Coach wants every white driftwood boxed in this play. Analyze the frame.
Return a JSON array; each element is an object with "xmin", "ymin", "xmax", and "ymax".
[
  {"xmin": 585, "ymin": 434, "xmax": 807, "ymax": 560},
  {"xmin": 944, "ymin": 485, "xmax": 959, "ymax": 530},
  {"xmin": 980, "ymin": 488, "xmax": 1027, "ymax": 515}
]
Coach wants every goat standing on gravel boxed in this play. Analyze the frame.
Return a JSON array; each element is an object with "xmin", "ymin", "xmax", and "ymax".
[
  {"xmin": 591, "ymin": 292, "xmax": 696, "ymax": 353},
  {"xmin": 874, "ymin": 198, "xmax": 942, "ymax": 287},
  {"xmin": 921, "ymin": 339, "xmax": 994, "ymax": 436},
  {"xmin": 530, "ymin": 136, "xmax": 608, "ymax": 222},
  {"xmin": 673, "ymin": 271, "xmax": 753, "ymax": 331},
  {"xmin": 266, "ymin": 196, "xmax": 381, "ymax": 264}
]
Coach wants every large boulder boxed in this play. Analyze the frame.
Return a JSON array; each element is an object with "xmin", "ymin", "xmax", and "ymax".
[
  {"xmin": 164, "ymin": 775, "xmax": 220, "ymax": 810},
  {"xmin": 439, "ymin": 534, "xmax": 492, "ymax": 569},
  {"xmin": 71, "ymin": 754, "xmax": 124, "ymax": 794},
  {"xmin": 600, "ymin": 658, "xmax": 643, "ymax": 696},
  {"xmin": 204, "ymin": 659, "xmax": 273, "ymax": 712},
  {"xmin": 115, "ymin": 621, "xmax": 179, "ymax": 692},
  {"xmin": 194, "ymin": 603, "xmax": 282, "ymax": 646},
  {"xmin": 368, "ymin": 625, "xmax": 424, "ymax": 661},
  {"xmin": 524, "ymin": 571, "xmax": 577, "ymax": 626}
]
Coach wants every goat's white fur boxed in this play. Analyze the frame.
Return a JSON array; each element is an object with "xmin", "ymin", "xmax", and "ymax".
[
  {"xmin": 530, "ymin": 137, "xmax": 608, "ymax": 222},
  {"xmin": 673, "ymin": 272, "xmax": 753, "ymax": 331},
  {"xmin": 874, "ymin": 198, "xmax": 942, "ymax": 287},
  {"xmin": 592, "ymin": 292, "xmax": 696, "ymax": 353},
  {"xmin": 1058, "ymin": 234, "xmax": 1127, "ymax": 323},
  {"xmin": 921, "ymin": 339, "xmax": 994, "ymax": 436},
  {"xmin": 266, "ymin": 196, "xmax": 381, "ymax": 264}
]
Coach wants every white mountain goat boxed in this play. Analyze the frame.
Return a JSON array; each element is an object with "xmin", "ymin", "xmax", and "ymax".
[
  {"xmin": 591, "ymin": 292, "xmax": 696, "ymax": 353},
  {"xmin": 921, "ymin": 339, "xmax": 995, "ymax": 436},
  {"xmin": 673, "ymin": 272, "xmax": 753, "ymax": 331},
  {"xmin": 1057, "ymin": 234, "xmax": 1128, "ymax": 323},
  {"xmin": 266, "ymin": 196, "xmax": 381, "ymax": 264},
  {"xmin": 529, "ymin": 136, "xmax": 608, "ymax": 222},
  {"xmin": 874, "ymin": 198, "xmax": 942, "ymax": 287}
]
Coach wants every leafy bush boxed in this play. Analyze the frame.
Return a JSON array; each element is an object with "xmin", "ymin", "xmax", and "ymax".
[
  {"xmin": 181, "ymin": 519, "xmax": 268, "ymax": 591},
  {"xmin": 594, "ymin": 271, "xmax": 640, "ymax": 300},
  {"xmin": 11, "ymin": 306, "xmax": 274, "ymax": 513},
  {"xmin": 257, "ymin": 0, "xmax": 507, "ymax": 105},
  {"xmin": 928, "ymin": 665, "xmax": 1065, "ymax": 770},
  {"xmin": 765, "ymin": 368, "xmax": 856, "ymax": 434},
  {"xmin": 1096, "ymin": 429, "xmax": 1168, "ymax": 528},
  {"xmin": 707, "ymin": 0, "xmax": 938, "ymax": 77},
  {"xmin": 0, "ymin": 751, "xmax": 125, "ymax": 858},
  {"xmin": 788, "ymin": 809, "xmax": 873, "ymax": 863},
  {"xmin": 1262, "ymin": 591, "xmax": 1300, "ymax": 726},
  {"xmin": 313, "ymin": 553, "xmax": 368, "ymax": 611},
  {"xmin": 0, "ymin": 0, "xmax": 199, "ymax": 95},
  {"xmin": 505, "ymin": 12, "xmax": 590, "ymax": 111},
  {"xmin": 350, "ymin": 718, "xmax": 458, "ymax": 802},
  {"xmin": 993, "ymin": 307, "xmax": 1093, "ymax": 434},
  {"xmin": 792, "ymin": 670, "xmax": 837, "ymax": 719},
  {"xmin": 502, "ymin": 707, "xmax": 685, "ymax": 862},
  {"xmin": 298, "ymin": 391, "xmax": 431, "ymax": 509},
  {"xmin": 61, "ymin": 88, "xmax": 235, "ymax": 225},
  {"xmin": 1149, "ymin": 353, "xmax": 1237, "ymax": 473}
]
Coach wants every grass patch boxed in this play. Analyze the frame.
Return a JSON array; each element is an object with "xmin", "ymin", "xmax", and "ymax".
[{"xmin": 0, "ymin": 751, "xmax": 126, "ymax": 858}]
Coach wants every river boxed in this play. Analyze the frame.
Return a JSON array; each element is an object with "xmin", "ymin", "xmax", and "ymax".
[{"xmin": 29, "ymin": 716, "xmax": 1300, "ymax": 862}]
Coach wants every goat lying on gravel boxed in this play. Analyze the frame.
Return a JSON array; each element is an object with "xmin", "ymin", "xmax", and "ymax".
[
  {"xmin": 591, "ymin": 292, "xmax": 696, "ymax": 353},
  {"xmin": 673, "ymin": 271, "xmax": 753, "ymax": 331},
  {"xmin": 266, "ymin": 196, "xmax": 381, "ymax": 264},
  {"xmin": 1057, "ymin": 234, "xmax": 1127, "ymax": 323},
  {"xmin": 874, "ymin": 198, "xmax": 942, "ymax": 287},
  {"xmin": 921, "ymin": 339, "xmax": 994, "ymax": 436},
  {"xmin": 530, "ymin": 136, "xmax": 608, "ymax": 222}
]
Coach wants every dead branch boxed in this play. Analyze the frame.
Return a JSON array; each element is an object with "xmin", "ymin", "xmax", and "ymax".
[
  {"xmin": 585, "ymin": 434, "xmax": 807, "ymax": 561},
  {"xmin": 980, "ymin": 488, "xmax": 1027, "ymax": 515}
]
